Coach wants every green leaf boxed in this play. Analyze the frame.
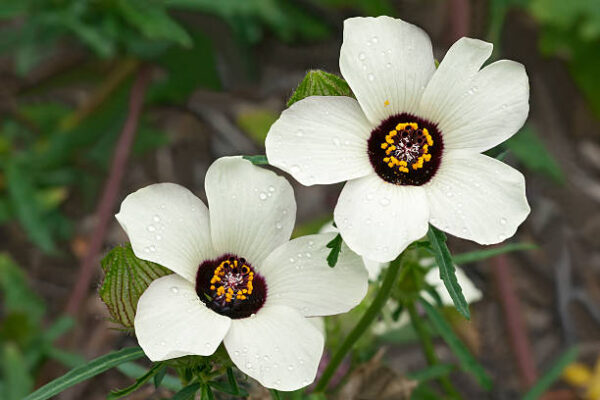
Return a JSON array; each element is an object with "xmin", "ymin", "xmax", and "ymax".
[
  {"xmin": 2, "ymin": 343, "xmax": 33, "ymax": 400},
  {"xmin": 147, "ymin": 30, "xmax": 220, "ymax": 103},
  {"xmin": 6, "ymin": 160, "xmax": 56, "ymax": 253},
  {"xmin": 24, "ymin": 347, "xmax": 145, "ymax": 400},
  {"xmin": 523, "ymin": 347, "xmax": 578, "ymax": 400},
  {"xmin": 287, "ymin": 69, "xmax": 352, "ymax": 107},
  {"xmin": 270, "ymin": 389, "xmax": 282, "ymax": 400},
  {"xmin": 154, "ymin": 364, "xmax": 167, "ymax": 388},
  {"xmin": 325, "ymin": 233, "xmax": 343, "ymax": 268},
  {"xmin": 171, "ymin": 382, "xmax": 201, "ymax": 400},
  {"xmin": 116, "ymin": 362, "xmax": 181, "ymax": 391},
  {"xmin": 452, "ymin": 242, "xmax": 537, "ymax": 265},
  {"xmin": 503, "ymin": 125, "xmax": 565, "ymax": 184},
  {"xmin": 117, "ymin": 0, "xmax": 192, "ymax": 47},
  {"xmin": 426, "ymin": 226, "xmax": 470, "ymax": 319},
  {"xmin": 99, "ymin": 244, "xmax": 172, "ymax": 328},
  {"xmin": 0, "ymin": 254, "xmax": 45, "ymax": 322},
  {"xmin": 421, "ymin": 300, "xmax": 492, "ymax": 390},
  {"xmin": 406, "ymin": 364, "xmax": 455, "ymax": 382},
  {"xmin": 208, "ymin": 381, "xmax": 249, "ymax": 397},
  {"xmin": 108, "ymin": 362, "xmax": 165, "ymax": 399},
  {"xmin": 201, "ymin": 384, "xmax": 215, "ymax": 400},
  {"xmin": 242, "ymin": 155, "xmax": 269, "ymax": 165}
]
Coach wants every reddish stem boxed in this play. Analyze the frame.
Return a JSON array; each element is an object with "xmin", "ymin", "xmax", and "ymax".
[
  {"xmin": 492, "ymin": 254, "xmax": 539, "ymax": 388},
  {"xmin": 65, "ymin": 66, "xmax": 152, "ymax": 315}
]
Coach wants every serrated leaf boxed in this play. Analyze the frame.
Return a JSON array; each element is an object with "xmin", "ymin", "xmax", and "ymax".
[
  {"xmin": 426, "ymin": 225, "xmax": 470, "ymax": 320},
  {"xmin": 24, "ymin": 347, "xmax": 145, "ymax": 400},
  {"xmin": 242, "ymin": 155, "xmax": 269, "ymax": 165},
  {"xmin": 325, "ymin": 233, "xmax": 343, "ymax": 268},
  {"xmin": 99, "ymin": 244, "xmax": 171, "ymax": 328},
  {"xmin": 421, "ymin": 300, "xmax": 492, "ymax": 390},
  {"xmin": 287, "ymin": 70, "xmax": 352, "ymax": 107}
]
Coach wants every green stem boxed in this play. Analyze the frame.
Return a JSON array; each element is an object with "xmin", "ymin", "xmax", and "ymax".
[
  {"xmin": 407, "ymin": 302, "xmax": 461, "ymax": 399},
  {"xmin": 314, "ymin": 252, "xmax": 404, "ymax": 392}
]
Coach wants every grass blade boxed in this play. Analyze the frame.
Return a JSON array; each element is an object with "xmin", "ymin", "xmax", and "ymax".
[{"xmin": 24, "ymin": 347, "xmax": 145, "ymax": 400}]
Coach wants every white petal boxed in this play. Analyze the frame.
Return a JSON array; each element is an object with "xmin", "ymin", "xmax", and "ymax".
[
  {"xmin": 116, "ymin": 183, "xmax": 214, "ymax": 282},
  {"xmin": 205, "ymin": 157, "xmax": 296, "ymax": 266},
  {"xmin": 420, "ymin": 38, "xmax": 529, "ymax": 152},
  {"xmin": 425, "ymin": 151, "xmax": 530, "ymax": 244},
  {"xmin": 340, "ymin": 16, "xmax": 436, "ymax": 125},
  {"xmin": 265, "ymin": 96, "xmax": 373, "ymax": 185},
  {"xmin": 424, "ymin": 266, "xmax": 482, "ymax": 306},
  {"xmin": 260, "ymin": 233, "xmax": 368, "ymax": 317},
  {"xmin": 334, "ymin": 174, "xmax": 429, "ymax": 262},
  {"xmin": 319, "ymin": 220, "xmax": 386, "ymax": 281},
  {"xmin": 134, "ymin": 275, "xmax": 231, "ymax": 361},
  {"xmin": 224, "ymin": 305, "xmax": 324, "ymax": 391},
  {"xmin": 363, "ymin": 258, "xmax": 386, "ymax": 281}
]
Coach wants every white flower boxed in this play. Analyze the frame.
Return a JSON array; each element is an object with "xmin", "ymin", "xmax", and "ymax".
[
  {"xmin": 266, "ymin": 16, "xmax": 530, "ymax": 263},
  {"xmin": 115, "ymin": 157, "xmax": 368, "ymax": 391}
]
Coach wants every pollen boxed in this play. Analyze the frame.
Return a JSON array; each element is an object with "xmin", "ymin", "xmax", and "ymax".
[
  {"xmin": 379, "ymin": 121, "xmax": 435, "ymax": 174},
  {"xmin": 208, "ymin": 257, "xmax": 256, "ymax": 305}
]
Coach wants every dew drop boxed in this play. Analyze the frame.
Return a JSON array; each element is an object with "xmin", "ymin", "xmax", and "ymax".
[
  {"xmin": 379, "ymin": 197, "xmax": 390, "ymax": 206},
  {"xmin": 291, "ymin": 165, "xmax": 301, "ymax": 173},
  {"xmin": 288, "ymin": 365, "xmax": 294, "ymax": 371},
  {"xmin": 289, "ymin": 257, "xmax": 296, "ymax": 263},
  {"xmin": 332, "ymin": 137, "xmax": 341, "ymax": 146},
  {"xmin": 153, "ymin": 215, "xmax": 161, "ymax": 222},
  {"xmin": 358, "ymin": 52, "xmax": 366, "ymax": 61},
  {"xmin": 205, "ymin": 342, "xmax": 211, "ymax": 348},
  {"xmin": 147, "ymin": 225, "xmax": 156, "ymax": 232},
  {"xmin": 276, "ymin": 222, "xmax": 283, "ymax": 230},
  {"xmin": 367, "ymin": 73, "xmax": 375, "ymax": 81},
  {"xmin": 268, "ymin": 185, "xmax": 276, "ymax": 192},
  {"xmin": 160, "ymin": 340, "xmax": 166, "ymax": 346},
  {"xmin": 170, "ymin": 286, "xmax": 179, "ymax": 294},
  {"xmin": 246, "ymin": 362, "xmax": 252, "ymax": 369},
  {"xmin": 155, "ymin": 234, "xmax": 162, "ymax": 241},
  {"xmin": 160, "ymin": 204, "xmax": 166, "ymax": 209},
  {"xmin": 501, "ymin": 104, "xmax": 508, "ymax": 110},
  {"xmin": 500, "ymin": 218, "xmax": 507, "ymax": 225},
  {"xmin": 259, "ymin": 192, "xmax": 268, "ymax": 200},
  {"xmin": 366, "ymin": 192, "xmax": 374, "ymax": 201},
  {"xmin": 296, "ymin": 129, "xmax": 304, "ymax": 137},
  {"xmin": 371, "ymin": 35, "xmax": 379, "ymax": 43},
  {"xmin": 234, "ymin": 351, "xmax": 240, "ymax": 356},
  {"xmin": 308, "ymin": 240, "xmax": 315, "ymax": 247},
  {"xmin": 386, "ymin": 62, "xmax": 392, "ymax": 68},
  {"xmin": 305, "ymin": 252, "xmax": 312, "ymax": 258}
]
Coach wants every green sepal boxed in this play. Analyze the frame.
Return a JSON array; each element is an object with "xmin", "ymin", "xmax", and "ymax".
[
  {"xmin": 287, "ymin": 70, "xmax": 352, "ymax": 107},
  {"xmin": 99, "ymin": 244, "xmax": 172, "ymax": 329}
]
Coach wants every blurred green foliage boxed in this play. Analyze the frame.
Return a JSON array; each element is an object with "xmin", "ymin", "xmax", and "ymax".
[{"xmin": 0, "ymin": 254, "xmax": 82, "ymax": 400}]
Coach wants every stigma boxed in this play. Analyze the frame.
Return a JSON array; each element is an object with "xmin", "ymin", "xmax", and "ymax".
[
  {"xmin": 196, "ymin": 254, "xmax": 267, "ymax": 319},
  {"xmin": 367, "ymin": 114, "xmax": 443, "ymax": 186}
]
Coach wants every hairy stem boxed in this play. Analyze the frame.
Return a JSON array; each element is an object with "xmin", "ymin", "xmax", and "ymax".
[{"xmin": 314, "ymin": 252, "xmax": 404, "ymax": 392}]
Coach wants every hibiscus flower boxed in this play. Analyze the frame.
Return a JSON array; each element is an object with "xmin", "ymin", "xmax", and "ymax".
[
  {"xmin": 266, "ymin": 16, "xmax": 530, "ymax": 262},
  {"xmin": 116, "ymin": 157, "xmax": 368, "ymax": 390}
]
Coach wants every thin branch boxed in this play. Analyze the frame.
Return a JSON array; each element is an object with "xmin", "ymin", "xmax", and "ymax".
[
  {"xmin": 491, "ymin": 254, "xmax": 539, "ymax": 388},
  {"xmin": 65, "ymin": 65, "xmax": 152, "ymax": 315}
]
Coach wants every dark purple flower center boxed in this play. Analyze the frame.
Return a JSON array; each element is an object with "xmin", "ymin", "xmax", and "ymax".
[
  {"xmin": 196, "ymin": 254, "xmax": 267, "ymax": 319},
  {"xmin": 367, "ymin": 113, "xmax": 443, "ymax": 186}
]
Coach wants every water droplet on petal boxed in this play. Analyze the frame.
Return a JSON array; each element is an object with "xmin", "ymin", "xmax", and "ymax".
[
  {"xmin": 358, "ymin": 52, "xmax": 366, "ymax": 61},
  {"xmin": 268, "ymin": 185, "xmax": 276, "ymax": 192},
  {"xmin": 379, "ymin": 197, "xmax": 390, "ymax": 206},
  {"xmin": 296, "ymin": 129, "xmax": 304, "ymax": 137},
  {"xmin": 147, "ymin": 225, "xmax": 156, "ymax": 232},
  {"xmin": 259, "ymin": 192, "xmax": 267, "ymax": 200},
  {"xmin": 371, "ymin": 35, "xmax": 379, "ymax": 43},
  {"xmin": 332, "ymin": 137, "xmax": 341, "ymax": 146},
  {"xmin": 367, "ymin": 73, "xmax": 375, "ymax": 81},
  {"xmin": 170, "ymin": 286, "xmax": 179, "ymax": 294},
  {"xmin": 289, "ymin": 257, "xmax": 295, "ymax": 263},
  {"xmin": 291, "ymin": 165, "xmax": 301, "ymax": 174},
  {"xmin": 276, "ymin": 222, "xmax": 283, "ymax": 230},
  {"xmin": 288, "ymin": 365, "xmax": 294, "ymax": 371},
  {"xmin": 153, "ymin": 215, "xmax": 161, "ymax": 222},
  {"xmin": 500, "ymin": 218, "xmax": 507, "ymax": 225}
]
